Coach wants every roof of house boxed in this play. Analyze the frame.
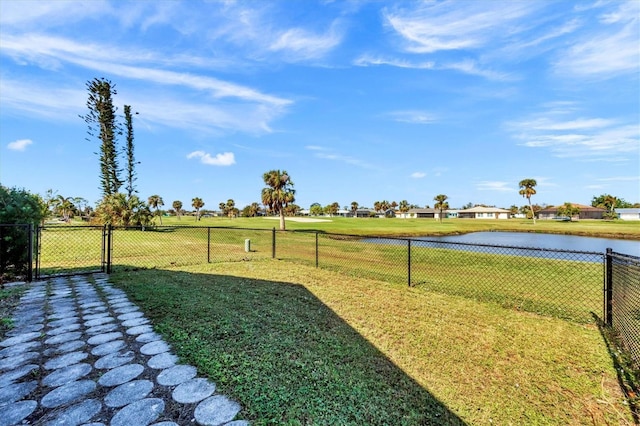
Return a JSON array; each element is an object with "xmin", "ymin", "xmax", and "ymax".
[
  {"xmin": 539, "ymin": 204, "xmax": 606, "ymax": 212},
  {"xmin": 616, "ymin": 208, "xmax": 640, "ymax": 214},
  {"xmin": 458, "ymin": 206, "xmax": 510, "ymax": 213},
  {"xmin": 407, "ymin": 208, "xmax": 437, "ymax": 213}
]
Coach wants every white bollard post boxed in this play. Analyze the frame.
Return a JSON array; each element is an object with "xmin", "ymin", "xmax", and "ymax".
[{"xmin": 245, "ymin": 239, "xmax": 251, "ymax": 252}]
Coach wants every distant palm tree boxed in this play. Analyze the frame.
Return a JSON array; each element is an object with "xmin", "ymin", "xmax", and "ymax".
[
  {"xmin": 433, "ymin": 194, "xmax": 449, "ymax": 223},
  {"xmin": 148, "ymin": 195, "xmax": 164, "ymax": 225},
  {"xmin": 192, "ymin": 197, "xmax": 204, "ymax": 221},
  {"xmin": 398, "ymin": 200, "xmax": 409, "ymax": 214},
  {"xmin": 350, "ymin": 201, "xmax": 359, "ymax": 217},
  {"xmin": 518, "ymin": 179, "xmax": 538, "ymax": 224},
  {"xmin": 172, "ymin": 200, "xmax": 183, "ymax": 220},
  {"xmin": 261, "ymin": 170, "xmax": 295, "ymax": 230},
  {"xmin": 56, "ymin": 196, "xmax": 75, "ymax": 223}
]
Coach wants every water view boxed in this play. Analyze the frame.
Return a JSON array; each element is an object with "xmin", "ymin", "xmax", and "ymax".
[{"xmin": 418, "ymin": 231, "xmax": 640, "ymax": 256}]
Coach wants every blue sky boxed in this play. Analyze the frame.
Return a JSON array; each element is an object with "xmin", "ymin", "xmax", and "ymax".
[{"xmin": 1, "ymin": 0, "xmax": 638, "ymax": 211}]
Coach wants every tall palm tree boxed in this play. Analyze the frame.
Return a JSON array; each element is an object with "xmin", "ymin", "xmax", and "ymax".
[
  {"xmin": 172, "ymin": 200, "xmax": 183, "ymax": 220},
  {"xmin": 192, "ymin": 197, "xmax": 204, "ymax": 221},
  {"xmin": 350, "ymin": 201, "xmax": 359, "ymax": 217},
  {"xmin": 261, "ymin": 170, "xmax": 295, "ymax": 230},
  {"xmin": 518, "ymin": 178, "xmax": 537, "ymax": 224},
  {"xmin": 433, "ymin": 194, "xmax": 449, "ymax": 223},
  {"xmin": 55, "ymin": 195, "xmax": 75, "ymax": 223},
  {"xmin": 398, "ymin": 200, "xmax": 409, "ymax": 214},
  {"xmin": 249, "ymin": 202, "xmax": 261, "ymax": 217},
  {"xmin": 148, "ymin": 195, "xmax": 164, "ymax": 225}
]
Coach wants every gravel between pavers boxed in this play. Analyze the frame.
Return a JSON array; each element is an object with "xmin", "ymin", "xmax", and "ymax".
[{"xmin": 0, "ymin": 274, "xmax": 249, "ymax": 426}]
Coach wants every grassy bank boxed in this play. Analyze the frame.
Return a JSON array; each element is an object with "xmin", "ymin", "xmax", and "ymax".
[{"xmin": 111, "ymin": 262, "xmax": 634, "ymax": 425}]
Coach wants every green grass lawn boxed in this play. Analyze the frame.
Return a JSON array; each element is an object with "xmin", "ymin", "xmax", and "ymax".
[
  {"xmin": 154, "ymin": 215, "xmax": 640, "ymax": 239},
  {"xmin": 111, "ymin": 261, "xmax": 634, "ymax": 425}
]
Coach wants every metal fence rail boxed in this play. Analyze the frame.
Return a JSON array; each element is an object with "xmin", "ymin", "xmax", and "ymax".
[{"xmin": 608, "ymin": 251, "xmax": 640, "ymax": 370}]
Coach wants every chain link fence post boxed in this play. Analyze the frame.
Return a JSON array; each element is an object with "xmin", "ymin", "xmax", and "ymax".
[
  {"xmin": 27, "ymin": 223, "xmax": 33, "ymax": 282},
  {"xmin": 272, "ymin": 227, "xmax": 276, "ymax": 259},
  {"xmin": 315, "ymin": 232, "xmax": 319, "ymax": 268},
  {"xmin": 407, "ymin": 239, "xmax": 411, "ymax": 287},
  {"xmin": 605, "ymin": 248, "xmax": 613, "ymax": 326}
]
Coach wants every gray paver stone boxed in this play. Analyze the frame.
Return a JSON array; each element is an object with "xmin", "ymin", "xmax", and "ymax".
[
  {"xmin": 113, "ymin": 306, "xmax": 139, "ymax": 314},
  {"xmin": 156, "ymin": 365, "xmax": 197, "ymax": 386},
  {"xmin": 126, "ymin": 325, "xmax": 153, "ymax": 335},
  {"xmin": 45, "ymin": 351, "xmax": 88, "ymax": 370},
  {"xmin": 151, "ymin": 423, "xmax": 179, "ymax": 426},
  {"xmin": 43, "ymin": 399, "xmax": 102, "ymax": 426},
  {"xmin": 41, "ymin": 380, "xmax": 97, "ymax": 408},
  {"xmin": 45, "ymin": 331, "xmax": 82, "ymax": 346},
  {"xmin": 110, "ymin": 398, "xmax": 164, "ymax": 426},
  {"xmin": 0, "ymin": 363, "xmax": 38, "ymax": 387},
  {"xmin": 225, "ymin": 422, "xmax": 250, "ymax": 426},
  {"xmin": 5, "ymin": 323, "xmax": 43, "ymax": 337},
  {"xmin": 0, "ymin": 351, "xmax": 39, "ymax": 371},
  {"xmin": 136, "ymin": 332, "xmax": 162, "ymax": 343},
  {"xmin": 0, "ymin": 380, "xmax": 37, "ymax": 406},
  {"xmin": 42, "ymin": 363, "xmax": 92, "ymax": 387},
  {"xmin": 47, "ymin": 317, "xmax": 78, "ymax": 328},
  {"xmin": 104, "ymin": 379, "xmax": 153, "ymax": 407},
  {"xmin": 86, "ymin": 323, "xmax": 118, "ymax": 335},
  {"xmin": 83, "ymin": 312, "xmax": 110, "ymax": 321},
  {"xmin": 117, "ymin": 312, "xmax": 143, "ymax": 321},
  {"xmin": 95, "ymin": 351, "xmax": 135, "ymax": 370},
  {"xmin": 121, "ymin": 317, "xmax": 150, "ymax": 327},
  {"xmin": 91, "ymin": 340, "xmax": 125, "ymax": 356},
  {"xmin": 140, "ymin": 341, "xmax": 170, "ymax": 356},
  {"xmin": 0, "ymin": 331, "xmax": 41, "ymax": 347},
  {"xmin": 172, "ymin": 378, "xmax": 216, "ymax": 404},
  {"xmin": 50, "ymin": 339, "xmax": 85, "ymax": 355},
  {"xmin": 98, "ymin": 363, "xmax": 144, "ymax": 387},
  {"xmin": 0, "ymin": 341, "xmax": 40, "ymax": 358},
  {"xmin": 148, "ymin": 352, "xmax": 178, "ymax": 370},
  {"xmin": 46, "ymin": 323, "xmax": 82, "ymax": 336},
  {"xmin": 87, "ymin": 332, "xmax": 123, "ymax": 346},
  {"xmin": 85, "ymin": 317, "xmax": 114, "ymax": 328},
  {"xmin": 0, "ymin": 400, "xmax": 37, "ymax": 426},
  {"xmin": 194, "ymin": 395, "xmax": 241, "ymax": 426}
]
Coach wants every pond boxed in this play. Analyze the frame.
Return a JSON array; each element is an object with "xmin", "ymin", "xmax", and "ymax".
[{"xmin": 415, "ymin": 231, "xmax": 640, "ymax": 256}]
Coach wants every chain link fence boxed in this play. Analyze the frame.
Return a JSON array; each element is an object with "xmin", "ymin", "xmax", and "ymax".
[
  {"xmin": 12, "ymin": 224, "xmax": 638, "ymax": 366},
  {"xmin": 608, "ymin": 251, "xmax": 640, "ymax": 370}
]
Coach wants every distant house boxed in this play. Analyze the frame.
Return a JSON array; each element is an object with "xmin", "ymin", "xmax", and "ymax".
[
  {"xmin": 616, "ymin": 208, "xmax": 640, "ymax": 221},
  {"xmin": 458, "ymin": 206, "xmax": 510, "ymax": 219},
  {"xmin": 538, "ymin": 204, "xmax": 605, "ymax": 220},
  {"xmin": 354, "ymin": 208, "xmax": 375, "ymax": 218}
]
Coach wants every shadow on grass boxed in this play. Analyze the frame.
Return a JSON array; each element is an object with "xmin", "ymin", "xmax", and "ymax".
[{"xmin": 111, "ymin": 267, "xmax": 467, "ymax": 425}]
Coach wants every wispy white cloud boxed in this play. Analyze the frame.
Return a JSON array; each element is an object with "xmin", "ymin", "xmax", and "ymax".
[
  {"xmin": 476, "ymin": 181, "xmax": 513, "ymax": 192},
  {"xmin": 411, "ymin": 172, "xmax": 426, "ymax": 179},
  {"xmin": 388, "ymin": 111, "xmax": 437, "ymax": 124},
  {"xmin": 306, "ymin": 146, "xmax": 372, "ymax": 169},
  {"xmin": 269, "ymin": 23, "xmax": 343, "ymax": 61},
  {"xmin": 7, "ymin": 139, "xmax": 33, "ymax": 151},
  {"xmin": 187, "ymin": 150, "xmax": 235, "ymax": 166},
  {"xmin": 507, "ymin": 106, "xmax": 639, "ymax": 162},
  {"xmin": 353, "ymin": 55, "xmax": 434, "ymax": 69}
]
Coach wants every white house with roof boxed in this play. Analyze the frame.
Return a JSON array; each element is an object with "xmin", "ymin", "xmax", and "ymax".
[
  {"xmin": 458, "ymin": 206, "xmax": 511, "ymax": 219},
  {"xmin": 616, "ymin": 208, "xmax": 640, "ymax": 220}
]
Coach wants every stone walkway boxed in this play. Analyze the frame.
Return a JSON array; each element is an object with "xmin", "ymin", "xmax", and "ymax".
[{"xmin": 0, "ymin": 274, "xmax": 249, "ymax": 426}]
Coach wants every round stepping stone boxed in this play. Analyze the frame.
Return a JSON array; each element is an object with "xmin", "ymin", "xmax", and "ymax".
[
  {"xmin": 0, "ymin": 351, "xmax": 39, "ymax": 371},
  {"xmin": 152, "ymin": 423, "xmax": 179, "ymax": 426},
  {"xmin": 0, "ymin": 380, "xmax": 37, "ymax": 405},
  {"xmin": 126, "ymin": 325, "xmax": 153, "ymax": 335},
  {"xmin": 114, "ymin": 306, "xmax": 139, "ymax": 314},
  {"xmin": 5, "ymin": 323, "xmax": 43, "ymax": 336},
  {"xmin": 136, "ymin": 332, "xmax": 161, "ymax": 343},
  {"xmin": 47, "ymin": 317, "xmax": 77, "ymax": 328},
  {"xmin": 105, "ymin": 379, "xmax": 153, "ymax": 407},
  {"xmin": 194, "ymin": 395, "xmax": 241, "ymax": 426},
  {"xmin": 45, "ymin": 351, "xmax": 88, "ymax": 370},
  {"xmin": 148, "ymin": 352, "xmax": 178, "ymax": 370},
  {"xmin": 0, "ymin": 341, "xmax": 40, "ymax": 358},
  {"xmin": 41, "ymin": 380, "xmax": 96, "ymax": 408},
  {"xmin": 43, "ymin": 399, "xmax": 101, "ymax": 426},
  {"xmin": 98, "ymin": 363, "xmax": 144, "ymax": 387},
  {"xmin": 46, "ymin": 323, "xmax": 81, "ymax": 336},
  {"xmin": 117, "ymin": 312, "xmax": 143, "ymax": 321},
  {"xmin": 86, "ymin": 323, "xmax": 118, "ymax": 335},
  {"xmin": 156, "ymin": 365, "xmax": 197, "ymax": 386},
  {"xmin": 83, "ymin": 312, "xmax": 110, "ymax": 321},
  {"xmin": 225, "ymin": 422, "xmax": 250, "ymax": 426},
  {"xmin": 88, "ymin": 332, "xmax": 123, "ymax": 346},
  {"xmin": 91, "ymin": 340, "xmax": 125, "ymax": 356},
  {"xmin": 172, "ymin": 378, "xmax": 216, "ymax": 404},
  {"xmin": 85, "ymin": 317, "xmax": 114, "ymax": 327},
  {"xmin": 95, "ymin": 351, "xmax": 135, "ymax": 370},
  {"xmin": 42, "ymin": 363, "xmax": 92, "ymax": 387},
  {"xmin": 121, "ymin": 317, "xmax": 149, "ymax": 327},
  {"xmin": 45, "ymin": 331, "xmax": 82, "ymax": 346},
  {"xmin": 140, "ymin": 341, "xmax": 170, "ymax": 356},
  {"xmin": 0, "ymin": 364, "xmax": 38, "ymax": 387},
  {"xmin": 80, "ymin": 301, "xmax": 103, "ymax": 309},
  {"xmin": 111, "ymin": 398, "xmax": 164, "ymax": 426},
  {"xmin": 51, "ymin": 339, "xmax": 85, "ymax": 354},
  {"xmin": 0, "ymin": 400, "xmax": 37, "ymax": 425},
  {"xmin": 0, "ymin": 331, "xmax": 41, "ymax": 347}
]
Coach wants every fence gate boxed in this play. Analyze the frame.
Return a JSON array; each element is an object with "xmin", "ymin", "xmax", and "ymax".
[{"xmin": 35, "ymin": 225, "xmax": 105, "ymax": 279}]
